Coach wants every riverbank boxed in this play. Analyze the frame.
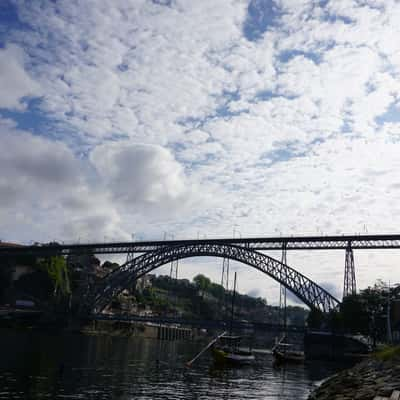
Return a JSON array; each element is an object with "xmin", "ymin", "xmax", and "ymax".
[
  {"xmin": 82, "ymin": 319, "xmax": 193, "ymax": 340},
  {"xmin": 308, "ymin": 347, "xmax": 400, "ymax": 400},
  {"xmin": 0, "ymin": 312, "xmax": 198, "ymax": 341}
]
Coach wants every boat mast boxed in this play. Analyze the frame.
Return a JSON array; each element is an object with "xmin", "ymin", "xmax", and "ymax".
[
  {"xmin": 229, "ymin": 271, "xmax": 237, "ymax": 335},
  {"xmin": 280, "ymin": 244, "xmax": 287, "ymax": 334}
]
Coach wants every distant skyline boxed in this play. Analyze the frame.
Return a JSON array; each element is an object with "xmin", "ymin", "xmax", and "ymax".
[{"xmin": 1, "ymin": 0, "xmax": 400, "ymax": 305}]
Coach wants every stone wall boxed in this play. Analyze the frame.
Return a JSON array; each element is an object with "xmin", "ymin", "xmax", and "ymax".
[{"xmin": 82, "ymin": 319, "xmax": 193, "ymax": 340}]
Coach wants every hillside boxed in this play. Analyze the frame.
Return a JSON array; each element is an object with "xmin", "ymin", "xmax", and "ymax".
[{"xmin": 110, "ymin": 273, "xmax": 308, "ymax": 326}]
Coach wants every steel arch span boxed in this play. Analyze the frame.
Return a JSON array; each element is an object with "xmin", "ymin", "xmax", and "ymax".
[{"xmin": 88, "ymin": 243, "xmax": 341, "ymax": 314}]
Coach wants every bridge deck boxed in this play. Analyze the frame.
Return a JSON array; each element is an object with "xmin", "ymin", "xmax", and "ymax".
[{"xmin": 1, "ymin": 234, "xmax": 400, "ymax": 255}]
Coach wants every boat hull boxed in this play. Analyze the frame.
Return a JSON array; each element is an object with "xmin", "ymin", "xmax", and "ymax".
[
  {"xmin": 273, "ymin": 349, "xmax": 304, "ymax": 364},
  {"xmin": 212, "ymin": 347, "xmax": 255, "ymax": 366}
]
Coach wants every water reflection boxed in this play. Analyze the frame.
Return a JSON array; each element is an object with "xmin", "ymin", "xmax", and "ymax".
[{"xmin": 0, "ymin": 329, "xmax": 348, "ymax": 399}]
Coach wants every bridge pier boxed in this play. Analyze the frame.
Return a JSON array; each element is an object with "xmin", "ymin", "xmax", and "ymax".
[{"xmin": 343, "ymin": 241, "xmax": 357, "ymax": 299}]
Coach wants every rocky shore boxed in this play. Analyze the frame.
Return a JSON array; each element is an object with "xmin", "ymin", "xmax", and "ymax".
[{"xmin": 308, "ymin": 352, "xmax": 400, "ymax": 400}]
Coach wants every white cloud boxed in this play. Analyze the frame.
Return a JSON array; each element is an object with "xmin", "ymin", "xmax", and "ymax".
[
  {"xmin": 0, "ymin": 44, "xmax": 41, "ymax": 109},
  {"xmin": 90, "ymin": 142, "xmax": 196, "ymax": 215},
  {"xmin": 2, "ymin": 0, "xmax": 400, "ymax": 301},
  {"xmin": 0, "ymin": 119, "xmax": 80, "ymax": 207},
  {"xmin": 0, "ymin": 120, "xmax": 129, "ymax": 242}
]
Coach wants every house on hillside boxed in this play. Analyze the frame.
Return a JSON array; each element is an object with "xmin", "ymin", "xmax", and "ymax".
[{"xmin": 135, "ymin": 274, "xmax": 153, "ymax": 293}]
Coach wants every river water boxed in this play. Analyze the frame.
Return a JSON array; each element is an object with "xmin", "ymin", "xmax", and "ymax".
[{"xmin": 0, "ymin": 329, "xmax": 347, "ymax": 399}]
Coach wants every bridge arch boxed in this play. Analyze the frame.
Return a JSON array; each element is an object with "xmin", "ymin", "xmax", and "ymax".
[{"xmin": 89, "ymin": 243, "xmax": 340, "ymax": 314}]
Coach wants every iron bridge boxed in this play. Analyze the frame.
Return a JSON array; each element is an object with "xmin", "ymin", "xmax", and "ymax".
[
  {"xmin": 3, "ymin": 233, "xmax": 399, "ymax": 313},
  {"xmin": 88, "ymin": 243, "xmax": 340, "ymax": 314},
  {"xmin": 2, "ymin": 233, "xmax": 400, "ymax": 256}
]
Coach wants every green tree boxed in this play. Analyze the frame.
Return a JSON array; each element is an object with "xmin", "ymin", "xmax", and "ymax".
[
  {"xmin": 339, "ymin": 294, "xmax": 369, "ymax": 334},
  {"xmin": 38, "ymin": 256, "xmax": 71, "ymax": 298},
  {"xmin": 208, "ymin": 282, "xmax": 225, "ymax": 299},
  {"xmin": 307, "ymin": 309, "xmax": 324, "ymax": 329},
  {"xmin": 193, "ymin": 274, "xmax": 211, "ymax": 298}
]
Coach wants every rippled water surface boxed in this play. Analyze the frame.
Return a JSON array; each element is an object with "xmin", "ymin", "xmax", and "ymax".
[{"xmin": 0, "ymin": 329, "xmax": 345, "ymax": 399}]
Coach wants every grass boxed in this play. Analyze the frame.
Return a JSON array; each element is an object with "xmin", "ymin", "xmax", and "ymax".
[{"xmin": 373, "ymin": 345, "xmax": 400, "ymax": 361}]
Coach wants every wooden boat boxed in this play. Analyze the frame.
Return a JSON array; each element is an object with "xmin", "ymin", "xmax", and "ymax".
[
  {"xmin": 272, "ymin": 334, "xmax": 304, "ymax": 364},
  {"xmin": 211, "ymin": 334, "xmax": 255, "ymax": 366},
  {"xmin": 211, "ymin": 272, "xmax": 255, "ymax": 366},
  {"xmin": 273, "ymin": 278, "xmax": 304, "ymax": 364},
  {"xmin": 272, "ymin": 342, "xmax": 305, "ymax": 363}
]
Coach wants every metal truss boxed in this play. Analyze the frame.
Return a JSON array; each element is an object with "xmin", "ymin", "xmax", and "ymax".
[
  {"xmin": 88, "ymin": 243, "xmax": 340, "ymax": 315},
  {"xmin": 3, "ymin": 234, "xmax": 400, "ymax": 256},
  {"xmin": 343, "ymin": 242, "xmax": 357, "ymax": 298}
]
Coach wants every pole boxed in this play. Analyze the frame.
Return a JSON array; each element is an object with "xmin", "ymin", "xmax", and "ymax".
[
  {"xmin": 281, "ymin": 244, "xmax": 287, "ymax": 332},
  {"xmin": 185, "ymin": 331, "xmax": 227, "ymax": 367},
  {"xmin": 387, "ymin": 283, "xmax": 393, "ymax": 344},
  {"xmin": 229, "ymin": 272, "xmax": 237, "ymax": 336}
]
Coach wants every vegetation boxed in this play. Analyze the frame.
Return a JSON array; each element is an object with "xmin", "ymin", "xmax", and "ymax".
[
  {"xmin": 1, "ymin": 251, "xmax": 308, "ymax": 325},
  {"xmin": 307, "ymin": 280, "xmax": 400, "ymax": 342},
  {"xmin": 129, "ymin": 273, "xmax": 308, "ymax": 324},
  {"xmin": 38, "ymin": 256, "xmax": 71, "ymax": 297},
  {"xmin": 374, "ymin": 345, "xmax": 400, "ymax": 361}
]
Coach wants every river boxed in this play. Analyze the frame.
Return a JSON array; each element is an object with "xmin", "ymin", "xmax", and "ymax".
[{"xmin": 0, "ymin": 329, "xmax": 348, "ymax": 399}]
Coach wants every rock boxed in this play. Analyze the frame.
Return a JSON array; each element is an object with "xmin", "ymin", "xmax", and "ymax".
[{"xmin": 308, "ymin": 355, "xmax": 400, "ymax": 400}]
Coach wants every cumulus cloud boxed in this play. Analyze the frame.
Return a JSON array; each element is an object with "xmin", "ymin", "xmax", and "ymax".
[
  {"xmin": 0, "ymin": 119, "xmax": 80, "ymax": 207},
  {"xmin": 0, "ymin": 120, "xmax": 130, "ymax": 242},
  {"xmin": 90, "ymin": 142, "xmax": 194, "ymax": 214},
  {"xmin": 0, "ymin": 45, "xmax": 41, "ymax": 110}
]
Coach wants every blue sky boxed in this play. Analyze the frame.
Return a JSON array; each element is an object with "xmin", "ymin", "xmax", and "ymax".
[{"xmin": 1, "ymin": 0, "xmax": 400, "ymax": 303}]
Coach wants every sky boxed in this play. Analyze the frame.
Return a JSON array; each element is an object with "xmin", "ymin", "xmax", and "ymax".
[{"xmin": 1, "ymin": 0, "xmax": 400, "ymax": 306}]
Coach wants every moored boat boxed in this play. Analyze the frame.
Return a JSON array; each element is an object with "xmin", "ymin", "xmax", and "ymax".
[
  {"xmin": 272, "ymin": 341, "xmax": 304, "ymax": 364},
  {"xmin": 211, "ymin": 334, "xmax": 255, "ymax": 366}
]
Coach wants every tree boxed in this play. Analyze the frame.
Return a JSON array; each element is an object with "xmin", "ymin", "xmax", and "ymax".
[
  {"xmin": 307, "ymin": 309, "xmax": 324, "ymax": 329},
  {"xmin": 38, "ymin": 256, "xmax": 71, "ymax": 298},
  {"xmin": 193, "ymin": 274, "xmax": 211, "ymax": 298},
  {"xmin": 331, "ymin": 281, "xmax": 399, "ymax": 341},
  {"xmin": 339, "ymin": 294, "xmax": 370, "ymax": 334},
  {"xmin": 208, "ymin": 282, "xmax": 225, "ymax": 299}
]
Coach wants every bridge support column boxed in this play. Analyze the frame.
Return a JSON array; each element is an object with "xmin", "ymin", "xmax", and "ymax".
[
  {"xmin": 170, "ymin": 259, "xmax": 178, "ymax": 280},
  {"xmin": 343, "ymin": 241, "xmax": 357, "ymax": 299},
  {"xmin": 221, "ymin": 258, "xmax": 229, "ymax": 290}
]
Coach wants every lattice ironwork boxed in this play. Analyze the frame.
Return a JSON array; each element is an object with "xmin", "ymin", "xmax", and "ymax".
[
  {"xmin": 88, "ymin": 243, "xmax": 340, "ymax": 314},
  {"xmin": 343, "ymin": 241, "xmax": 357, "ymax": 298},
  {"xmin": 4, "ymin": 234, "xmax": 400, "ymax": 257}
]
